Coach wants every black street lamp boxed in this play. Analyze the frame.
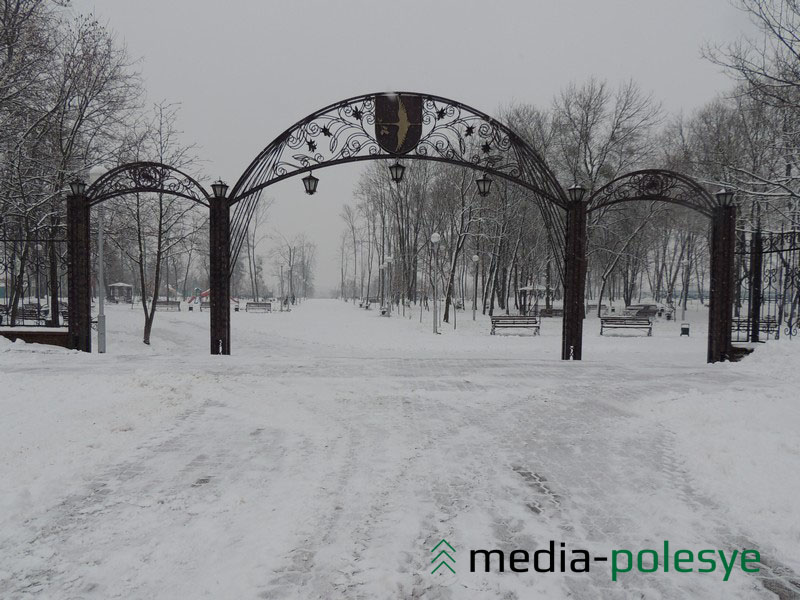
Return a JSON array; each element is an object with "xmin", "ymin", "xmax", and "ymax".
[
  {"xmin": 69, "ymin": 179, "xmax": 87, "ymax": 196},
  {"xmin": 476, "ymin": 173, "xmax": 492, "ymax": 197},
  {"xmin": 389, "ymin": 161, "xmax": 406, "ymax": 184},
  {"xmin": 302, "ymin": 171, "xmax": 319, "ymax": 195},
  {"xmin": 567, "ymin": 183, "xmax": 586, "ymax": 203},
  {"xmin": 211, "ymin": 179, "xmax": 229, "ymax": 199},
  {"xmin": 715, "ymin": 188, "xmax": 735, "ymax": 206}
]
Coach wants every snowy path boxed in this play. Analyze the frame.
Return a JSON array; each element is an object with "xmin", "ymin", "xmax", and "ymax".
[{"xmin": 1, "ymin": 300, "xmax": 799, "ymax": 599}]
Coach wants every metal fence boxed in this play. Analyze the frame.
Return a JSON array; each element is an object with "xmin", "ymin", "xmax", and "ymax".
[
  {"xmin": 734, "ymin": 227, "xmax": 800, "ymax": 342},
  {"xmin": 1, "ymin": 236, "xmax": 68, "ymax": 327}
]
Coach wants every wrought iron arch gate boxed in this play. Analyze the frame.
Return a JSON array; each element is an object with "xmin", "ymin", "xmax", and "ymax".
[{"xmin": 66, "ymin": 92, "xmax": 736, "ymax": 363}]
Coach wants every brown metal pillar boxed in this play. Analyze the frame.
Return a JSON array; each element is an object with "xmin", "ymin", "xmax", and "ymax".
[
  {"xmin": 707, "ymin": 201, "xmax": 736, "ymax": 363},
  {"xmin": 561, "ymin": 198, "xmax": 588, "ymax": 360},
  {"xmin": 209, "ymin": 195, "xmax": 231, "ymax": 355},
  {"xmin": 66, "ymin": 191, "xmax": 92, "ymax": 352}
]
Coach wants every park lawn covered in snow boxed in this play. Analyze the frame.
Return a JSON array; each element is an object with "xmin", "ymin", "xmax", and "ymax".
[{"xmin": 1, "ymin": 299, "xmax": 799, "ymax": 599}]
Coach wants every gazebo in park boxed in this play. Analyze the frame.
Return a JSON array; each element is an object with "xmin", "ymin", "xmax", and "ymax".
[
  {"xmin": 107, "ymin": 282, "xmax": 132, "ymax": 303},
  {"xmin": 64, "ymin": 91, "xmax": 738, "ymax": 364}
]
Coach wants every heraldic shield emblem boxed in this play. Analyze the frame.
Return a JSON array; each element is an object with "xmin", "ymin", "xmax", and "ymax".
[{"xmin": 374, "ymin": 94, "xmax": 423, "ymax": 155}]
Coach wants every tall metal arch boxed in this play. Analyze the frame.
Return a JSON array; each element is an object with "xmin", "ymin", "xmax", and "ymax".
[
  {"xmin": 226, "ymin": 92, "xmax": 569, "ymax": 275},
  {"xmin": 585, "ymin": 169, "xmax": 736, "ymax": 363},
  {"xmin": 588, "ymin": 169, "xmax": 716, "ymax": 217},
  {"xmin": 87, "ymin": 162, "xmax": 212, "ymax": 207},
  {"xmin": 66, "ymin": 162, "xmax": 212, "ymax": 352}
]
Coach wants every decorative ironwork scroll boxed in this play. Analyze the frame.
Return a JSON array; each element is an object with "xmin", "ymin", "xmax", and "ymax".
[
  {"xmin": 87, "ymin": 162, "xmax": 211, "ymax": 207},
  {"xmin": 587, "ymin": 170, "xmax": 716, "ymax": 217},
  {"xmin": 227, "ymin": 91, "xmax": 569, "ymax": 275}
]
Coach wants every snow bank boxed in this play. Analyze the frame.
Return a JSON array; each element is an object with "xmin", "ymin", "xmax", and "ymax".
[{"xmin": 645, "ymin": 341, "xmax": 800, "ymax": 572}]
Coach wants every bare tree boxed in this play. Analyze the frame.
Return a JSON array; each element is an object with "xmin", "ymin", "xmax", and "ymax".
[{"xmin": 106, "ymin": 102, "xmax": 202, "ymax": 344}]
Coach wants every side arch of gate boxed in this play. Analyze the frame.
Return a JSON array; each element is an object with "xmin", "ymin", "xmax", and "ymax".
[
  {"xmin": 587, "ymin": 170, "xmax": 735, "ymax": 363},
  {"xmin": 66, "ymin": 162, "xmax": 212, "ymax": 352}
]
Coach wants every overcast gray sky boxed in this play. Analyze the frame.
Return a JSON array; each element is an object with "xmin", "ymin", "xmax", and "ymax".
[{"xmin": 73, "ymin": 0, "xmax": 754, "ymax": 296}]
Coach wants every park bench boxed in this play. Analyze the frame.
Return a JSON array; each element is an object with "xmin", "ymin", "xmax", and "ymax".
[
  {"xmin": 538, "ymin": 308, "xmax": 563, "ymax": 318},
  {"xmin": 600, "ymin": 315, "xmax": 652, "ymax": 336},
  {"xmin": 624, "ymin": 304, "xmax": 660, "ymax": 318},
  {"xmin": 155, "ymin": 300, "xmax": 181, "ymax": 311},
  {"xmin": 19, "ymin": 304, "xmax": 48, "ymax": 325},
  {"xmin": 197, "ymin": 300, "xmax": 240, "ymax": 312},
  {"xmin": 245, "ymin": 301, "xmax": 272, "ymax": 313},
  {"xmin": 59, "ymin": 313, "xmax": 98, "ymax": 329},
  {"xmin": 731, "ymin": 316, "xmax": 779, "ymax": 338},
  {"xmin": 490, "ymin": 315, "xmax": 540, "ymax": 335}
]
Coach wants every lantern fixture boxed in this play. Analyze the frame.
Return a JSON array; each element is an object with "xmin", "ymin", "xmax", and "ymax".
[
  {"xmin": 430, "ymin": 232, "xmax": 441, "ymax": 245},
  {"xmin": 476, "ymin": 173, "xmax": 492, "ymax": 197},
  {"xmin": 389, "ymin": 161, "xmax": 406, "ymax": 184},
  {"xmin": 302, "ymin": 171, "xmax": 319, "ymax": 195},
  {"xmin": 211, "ymin": 179, "xmax": 229, "ymax": 199},
  {"xmin": 472, "ymin": 254, "xmax": 479, "ymax": 263},
  {"xmin": 69, "ymin": 179, "xmax": 87, "ymax": 197},
  {"xmin": 715, "ymin": 188, "xmax": 735, "ymax": 206},
  {"xmin": 567, "ymin": 183, "xmax": 586, "ymax": 203}
]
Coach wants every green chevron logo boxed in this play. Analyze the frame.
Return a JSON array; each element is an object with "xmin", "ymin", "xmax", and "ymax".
[{"xmin": 431, "ymin": 539, "xmax": 456, "ymax": 574}]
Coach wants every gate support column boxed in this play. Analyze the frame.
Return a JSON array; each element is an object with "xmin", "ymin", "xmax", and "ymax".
[
  {"xmin": 562, "ymin": 186, "xmax": 588, "ymax": 360},
  {"xmin": 708, "ymin": 191, "xmax": 736, "ymax": 363},
  {"xmin": 209, "ymin": 189, "xmax": 230, "ymax": 355},
  {"xmin": 749, "ymin": 226, "xmax": 763, "ymax": 343},
  {"xmin": 66, "ymin": 184, "xmax": 92, "ymax": 352}
]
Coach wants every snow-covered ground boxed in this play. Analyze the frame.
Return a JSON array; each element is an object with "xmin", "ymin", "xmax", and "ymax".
[{"xmin": 1, "ymin": 299, "xmax": 799, "ymax": 599}]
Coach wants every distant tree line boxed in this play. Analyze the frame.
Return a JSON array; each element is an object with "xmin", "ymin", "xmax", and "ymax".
[{"xmin": 337, "ymin": 0, "xmax": 800, "ymax": 323}]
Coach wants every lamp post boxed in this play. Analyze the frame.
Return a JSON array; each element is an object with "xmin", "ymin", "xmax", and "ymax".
[
  {"xmin": 89, "ymin": 166, "xmax": 106, "ymax": 353},
  {"xmin": 379, "ymin": 263, "xmax": 385, "ymax": 312},
  {"xmin": 386, "ymin": 255, "xmax": 393, "ymax": 317},
  {"xmin": 431, "ymin": 232, "xmax": 441, "ymax": 334},
  {"xmin": 472, "ymin": 253, "xmax": 479, "ymax": 321},
  {"xmin": 681, "ymin": 258, "xmax": 689, "ymax": 322}
]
